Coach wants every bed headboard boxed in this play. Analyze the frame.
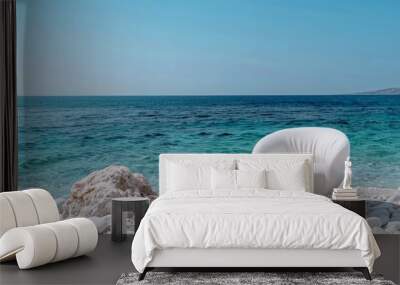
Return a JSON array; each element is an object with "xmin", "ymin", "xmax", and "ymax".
[{"xmin": 159, "ymin": 153, "xmax": 314, "ymax": 195}]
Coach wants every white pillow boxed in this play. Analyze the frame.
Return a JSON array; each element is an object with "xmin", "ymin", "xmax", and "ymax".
[
  {"xmin": 237, "ymin": 169, "xmax": 267, "ymax": 189},
  {"xmin": 211, "ymin": 168, "xmax": 236, "ymax": 190},
  {"xmin": 166, "ymin": 160, "xmax": 235, "ymax": 192},
  {"xmin": 211, "ymin": 168, "xmax": 267, "ymax": 191},
  {"xmin": 238, "ymin": 159, "xmax": 309, "ymax": 192},
  {"xmin": 167, "ymin": 162, "xmax": 210, "ymax": 191},
  {"xmin": 267, "ymin": 161, "xmax": 307, "ymax": 191}
]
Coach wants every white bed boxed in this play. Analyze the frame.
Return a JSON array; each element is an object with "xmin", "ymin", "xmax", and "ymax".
[{"xmin": 131, "ymin": 154, "xmax": 380, "ymax": 280}]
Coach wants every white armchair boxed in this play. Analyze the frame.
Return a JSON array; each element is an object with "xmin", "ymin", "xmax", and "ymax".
[
  {"xmin": 0, "ymin": 188, "xmax": 98, "ymax": 269},
  {"xmin": 252, "ymin": 127, "xmax": 350, "ymax": 196}
]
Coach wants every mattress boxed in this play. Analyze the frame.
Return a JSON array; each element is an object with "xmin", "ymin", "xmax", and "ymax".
[{"xmin": 131, "ymin": 190, "xmax": 380, "ymax": 273}]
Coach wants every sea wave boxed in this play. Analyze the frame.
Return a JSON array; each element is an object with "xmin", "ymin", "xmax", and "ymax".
[{"xmin": 17, "ymin": 95, "xmax": 400, "ymax": 197}]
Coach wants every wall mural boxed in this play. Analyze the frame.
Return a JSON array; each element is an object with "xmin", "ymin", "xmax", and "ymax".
[{"xmin": 17, "ymin": 0, "xmax": 400, "ymax": 234}]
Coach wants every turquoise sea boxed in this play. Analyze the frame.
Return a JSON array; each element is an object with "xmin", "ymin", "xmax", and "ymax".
[{"xmin": 18, "ymin": 95, "xmax": 400, "ymax": 198}]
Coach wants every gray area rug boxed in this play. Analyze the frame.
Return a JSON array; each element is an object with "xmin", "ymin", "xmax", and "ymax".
[{"xmin": 116, "ymin": 272, "xmax": 395, "ymax": 285}]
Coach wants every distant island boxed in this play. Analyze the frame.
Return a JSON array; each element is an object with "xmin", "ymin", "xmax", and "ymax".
[{"xmin": 354, "ymin": 88, "xmax": 400, "ymax": 95}]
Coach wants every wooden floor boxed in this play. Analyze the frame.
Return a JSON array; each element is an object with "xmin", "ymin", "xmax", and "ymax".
[{"xmin": 0, "ymin": 235, "xmax": 134, "ymax": 285}]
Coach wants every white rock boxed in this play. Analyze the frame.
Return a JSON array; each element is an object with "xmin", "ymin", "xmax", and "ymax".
[
  {"xmin": 387, "ymin": 195, "xmax": 400, "ymax": 205},
  {"xmin": 385, "ymin": 221, "xmax": 400, "ymax": 234},
  {"xmin": 58, "ymin": 165, "xmax": 157, "ymax": 219},
  {"xmin": 368, "ymin": 209, "xmax": 390, "ymax": 226},
  {"xmin": 370, "ymin": 203, "xmax": 394, "ymax": 211},
  {"xmin": 55, "ymin": 197, "xmax": 67, "ymax": 210},
  {"xmin": 371, "ymin": 226, "xmax": 387, "ymax": 234},
  {"xmin": 88, "ymin": 215, "xmax": 111, "ymax": 234},
  {"xmin": 367, "ymin": 217, "xmax": 383, "ymax": 228},
  {"xmin": 358, "ymin": 187, "xmax": 400, "ymax": 206},
  {"xmin": 391, "ymin": 211, "xmax": 400, "ymax": 221}
]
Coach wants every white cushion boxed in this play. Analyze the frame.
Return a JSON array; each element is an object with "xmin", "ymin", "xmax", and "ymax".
[
  {"xmin": 0, "ymin": 192, "xmax": 39, "ymax": 227},
  {"xmin": 238, "ymin": 159, "xmax": 310, "ymax": 192},
  {"xmin": 237, "ymin": 169, "xmax": 267, "ymax": 189},
  {"xmin": 0, "ymin": 218, "xmax": 98, "ymax": 269},
  {"xmin": 0, "ymin": 189, "xmax": 98, "ymax": 269},
  {"xmin": 24, "ymin": 189, "xmax": 59, "ymax": 224},
  {"xmin": 42, "ymin": 221, "xmax": 79, "ymax": 262},
  {"xmin": 0, "ymin": 226, "xmax": 57, "ymax": 269},
  {"xmin": 0, "ymin": 189, "xmax": 59, "ymax": 237},
  {"xmin": 267, "ymin": 161, "xmax": 307, "ymax": 191},
  {"xmin": 64, "ymin": 218, "xmax": 98, "ymax": 257},
  {"xmin": 0, "ymin": 196, "xmax": 16, "ymax": 237},
  {"xmin": 211, "ymin": 168, "xmax": 236, "ymax": 190},
  {"xmin": 159, "ymin": 154, "xmax": 313, "ymax": 195},
  {"xmin": 167, "ymin": 162, "xmax": 210, "ymax": 191},
  {"xmin": 211, "ymin": 168, "xmax": 267, "ymax": 191},
  {"xmin": 167, "ymin": 160, "xmax": 235, "ymax": 192}
]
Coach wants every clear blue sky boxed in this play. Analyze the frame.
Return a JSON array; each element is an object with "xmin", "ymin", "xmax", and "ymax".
[{"xmin": 17, "ymin": 0, "xmax": 400, "ymax": 95}]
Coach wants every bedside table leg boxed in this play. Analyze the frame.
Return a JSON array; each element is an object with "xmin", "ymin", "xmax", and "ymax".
[{"xmin": 112, "ymin": 202, "xmax": 123, "ymax": 242}]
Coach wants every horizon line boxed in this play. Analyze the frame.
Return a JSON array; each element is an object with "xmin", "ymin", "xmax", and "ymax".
[{"xmin": 17, "ymin": 94, "xmax": 400, "ymax": 97}]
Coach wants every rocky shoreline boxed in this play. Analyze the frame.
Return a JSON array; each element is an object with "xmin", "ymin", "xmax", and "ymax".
[
  {"xmin": 56, "ymin": 167, "xmax": 400, "ymax": 235},
  {"xmin": 57, "ymin": 165, "xmax": 157, "ymax": 234},
  {"xmin": 359, "ymin": 187, "xmax": 400, "ymax": 234}
]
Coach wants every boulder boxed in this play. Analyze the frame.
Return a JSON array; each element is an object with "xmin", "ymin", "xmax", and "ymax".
[
  {"xmin": 385, "ymin": 221, "xmax": 400, "ymax": 234},
  {"xmin": 371, "ymin": 226, "xmax": 387, "ymax": 234},
  {"xmin": 358, "ymin": 187, "xmax": 400, "ymax": 206},
  {"xmin": 387, "ymin": 194, "xmax": 400, "ymax": 205},
  {"xmin": 367, "ymin": 217, "xmax": 383, "ymax": 228},
  {"xmin": 58, "ymin": 165, "xmax": 157, "ymax": 221},
  {"xmin": 391, "ymin": 210, "xmax": 400, "ymax": 222},
  {"xmin": 362, "ymin": 188, "xmax": 400, "ymax": 234},
  {"xmin": 88, "ymin": 215, "xmax": 111, "ymax": 234},
  {"xmin": 367, "ymin": 209, "xmax": 390, "ymax": 226},
  {"xmin": 55, "ymin": 196, "xmax": 67, "ymax": 208}
]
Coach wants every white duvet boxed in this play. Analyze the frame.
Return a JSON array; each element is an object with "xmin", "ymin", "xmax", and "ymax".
[{"xmin": 131, "ymin": 190, "xmax": 380, "ymax": 272}]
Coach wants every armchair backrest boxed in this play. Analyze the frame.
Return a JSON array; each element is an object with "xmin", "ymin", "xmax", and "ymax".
[
  {"xmin": 252, "ymin": 127, "xmax": 350, "ymax": 197},
  {"xmin": 0, "ymin": 188, "xmax": 60, "ymax": 237}
]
